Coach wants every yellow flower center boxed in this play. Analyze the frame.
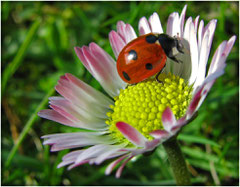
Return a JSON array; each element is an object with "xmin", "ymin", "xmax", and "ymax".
[{"xmin": 106, "ymin": 73, "xmax": 193, "ymax": 144}]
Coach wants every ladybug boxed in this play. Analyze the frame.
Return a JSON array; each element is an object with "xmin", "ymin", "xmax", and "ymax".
[{"xmin": 117, "ymin": 33, "xmax": 184, "ymax": 84}]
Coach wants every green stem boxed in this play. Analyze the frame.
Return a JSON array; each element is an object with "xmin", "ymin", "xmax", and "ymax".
[{"xmin": 163, "ymin": 137, "xmax": 191, "ymax": 186}]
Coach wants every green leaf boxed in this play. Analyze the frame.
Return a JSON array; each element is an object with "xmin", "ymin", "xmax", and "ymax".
[
  {"xmin": 178, "ymin": 134, "xmax": 220, "ymax": 147},
  {"xmin": 2, "ymin": 18, "xmax": 41, "ymax": 95},
  {"xmin": 5, "ymin": 86, "xmax": 56, "ymax": 168},
  {"xmin": 187, "ymin": 159, "xmax": 238, "ymax": 178}
]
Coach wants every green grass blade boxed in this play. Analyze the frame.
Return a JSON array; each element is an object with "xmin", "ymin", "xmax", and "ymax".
[
  {"xmin": 5, "ymin": 87, "xmax": 55, "ymax": 168},
  {"xmin": 178, "ymin": 134, "xmax": 220, "ymax": 147},
  {"xmin": 2, "ymin": 18, "xmax": 41, "ymax": 95}
]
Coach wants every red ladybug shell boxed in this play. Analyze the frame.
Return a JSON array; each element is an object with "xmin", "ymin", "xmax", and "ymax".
[{"xmin": 117, "ymin": 33, "xmax": 167, "ymax": 84}]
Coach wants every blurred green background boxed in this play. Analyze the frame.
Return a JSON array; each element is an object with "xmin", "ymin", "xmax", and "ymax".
[{"xmin": 1, "ymin": 1, "xmax": 239, "ymax": 186}]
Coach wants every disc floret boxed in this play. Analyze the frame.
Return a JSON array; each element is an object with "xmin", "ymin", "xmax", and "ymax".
[{"xmin": 106, "ymin": 73, "xmax": 193, "ymax": 143}]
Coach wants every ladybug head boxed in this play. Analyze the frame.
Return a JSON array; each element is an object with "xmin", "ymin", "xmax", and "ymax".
[{"xmin": 158, "ymin": 34, "xmax": 184, "ymax": 63}]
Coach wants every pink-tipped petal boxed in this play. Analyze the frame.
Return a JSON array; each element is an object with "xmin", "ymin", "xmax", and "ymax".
[
  {"xmin": 161, "ymin": 107, "xmax": 177, "ymax": 132},
  {"xmin": 149, "ymin": 130, "xmax": 170, "ymax": 139},
  {"xmin": 62, "ymin": 150, "xmax": 83, "ymax": 161},
  {"xmin": 211, "ymin": 35, "xmax": 236, "ymax": 74},
  {"xmin": 105, "ymin": 154, "xmax": 129, "ymax": 175},
  {"xmin": 171, "ymin": 116, "xmax": 187, "ymax": 132},
  {"xmin": 223, "ymin": 35, "xmax": 236, "ymax": 56},
  {"xmin": 81, "ymin": 45, "xmax": 123, "ymax": 97},
  {"xmin": 117, "ymin": 21, "xmax": 127, "ymax": 42},
  {"xmin": 74, "ymin": 47, "xmax": 93, "ymax": 75},
  {"xmin": 54, "ymin": 83, "xmax": 108, "ymax": 120},
  {"xmin": 57, "ymin": 150, "xmax": 84, "ymax": 168},
  {"xmin": 65, "ymin": 73, "xmax": 114, "ymax": 107},
  {"xmin": 88, "ymin": 43, "xmax": 126, "ymax": 88},
  {"xmin": 207, "ymin": 35, "xmax": 235, "ymax": 78},
  {"xmin": 94, "ymin": 145, "xmax": 127, "ymax": 165},
  {"xmin": 149, "ymin": 12, "xmax": 163, "ymax": 33},
  {"xmin": 207, "ymin": 41, "xmax": 227, "ymax": 75},
  {"xmin": 38, "ymin": 109, "xmax": 78, "ymax": 128},
  {"xmin": 115, "ymin": 156, "xmax": 133, "ymax": 178},
  {"xmin": 138, "ymin": 16, "xmax": 151, "ymax": 35},
  {"xmin": 187, "ymin": 86, "xmax": 204, "ymax": 118},
  {"xmin": 109, "ymin": 30, "xmax": 126, "ymax": 59},
  {"xmin": 67, "ymin": 160, "xmax": 89, "ymax": 170},
  {"xmin": 116, "ymin": 21, "xmax": 137, "ymax": 43},
  {"xmin": 116, "ymin": 122, "xmax": 147, "ymax": 147},
  {"xmin": 49, "ymin": 135, "xmax": 114, "ymax": 152},
  {"xmin": 58, "ymin": 160, "xmax": 75, "ymax": 168},
  {"xmin": 42, "ymin": 132, "xmax": 107, "ymax": 146},
  {"xmin": 75, "ymin": 144, "xmax": 109, "ymax": 164},
  {"xmin": 145, "ymin": 138, "xmax": 162, "ymax": 150},
  {"xmin": 50, "ymin": 104, "xmax": 79, "ymax": 122}
]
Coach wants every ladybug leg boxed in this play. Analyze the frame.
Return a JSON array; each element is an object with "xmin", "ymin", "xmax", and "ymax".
[
  {"xmin": 156, "ymin": 73, "xmax": 164, "ymax": 84},
  {"xmin": 156, "ymin": 65, "xmax": 166, "ymax": 84},
  {"xmin": 167, "ymin": 53, "xmax": 183, "ymax": 63},
  {"xmin": 126, "ymin": 83, "xmax": 136, "ymax": 88}
]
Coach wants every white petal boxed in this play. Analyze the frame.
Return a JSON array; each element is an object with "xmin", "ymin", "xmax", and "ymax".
[
  {"xmin": 188, "ymin": 22, "xmax": 199, "ymax": 85},
  {"xmin": 193, "ymin": 16, "xmax": 200, "ymax": 33},
  {"xmin": 167, "ymin": 12, "xmax": 180, "ymax": 37},
  {"xmin": 138, "ymin": 16, "xmax": 151, "ymax": 35},
  {"xmin": 149, "ymin": 12, "xmax": 163, "ymax": 34},
  {"xmin": 194, "ymin": 20, "xmax": 217, "ymax": 88},
  {"xmin": 198, "ymin": 20, "xmax": 204, "ymax": 51},
  {"xmin": 179, "ymin": 5, "xmax": 187, "ymax": 37},
  {"xmin": 194, "ymin": 29, "xmax": 210, "ymax": 88},
  {"xmin": 125, "ymin": 24, "xmax": 137, "ymax": 43},
  {"xmin": 183, "ymin": 17, "xmax": 192, "ymax": 41}
]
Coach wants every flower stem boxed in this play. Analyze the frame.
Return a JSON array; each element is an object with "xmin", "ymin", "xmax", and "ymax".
[{"xmin": 163, "ymin": 137, "xmax": 191, "ymax": 186}]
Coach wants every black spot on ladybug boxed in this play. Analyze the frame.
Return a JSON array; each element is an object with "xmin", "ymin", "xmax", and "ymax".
[
  {"xmin": 145, "ymin": 63, "xmax": 153, "ymax": 70},
  {"xmin": 128, "ymin": 50, "xmax": 138, "ymax": 60},
  {"xmin": 145, "ymin": 34, "xmax": 158, "ymax": 44},
  {"xmin": 122, "ymin": 71, "xmax": 131, "ymax": 81}
]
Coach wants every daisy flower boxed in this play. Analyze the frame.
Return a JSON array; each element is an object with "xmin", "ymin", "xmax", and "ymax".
[{"xmin": 38, "ymin": 5, "xmax": 236, "ymax": 180}]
